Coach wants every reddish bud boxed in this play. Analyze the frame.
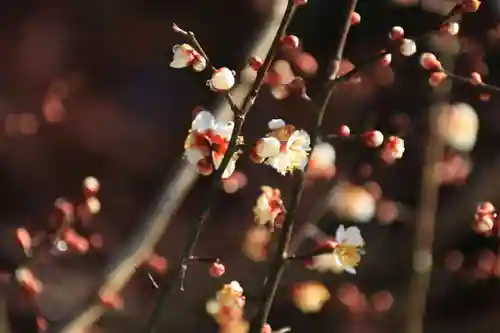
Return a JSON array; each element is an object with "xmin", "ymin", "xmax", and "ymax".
[
  {"xmin": 209, "ymin": 262, "xmax": 225, "ymax": 277},
  {"xmin": 37, "ymin": 316, "xmax": 47, "ymax": 331},
  {"xmin": 99, "ymin": 292, "xmax": 124, "ymax": 309},
  {"xmin": 420, "ymin": 53, "xmax": 441, "ymax": 71},
  {"xmin": 351, "ymin": 12, "xmax": 361, "ymax": 26},
  {"xmin": 146, "ymin": 253, "xmax": 168, "ymax": 274},
  {"xmin": 339, "ymin": 125, "xmax": 350, "ymax": 137},
  {"xmin": 470, "ymin": 72, "xmax": 482, "ymax": 85},
  {"xmin": 83, "ymin": 176, "xmax": 100, "ymax": 196},
  {"xmin": 249, "ymin": 56, "xmax": 263, "ymax": 71},
  {"xmin": 293, "ymin": 0, "xmax": 307, "ymax": 6},
  {"xmin": 262, "ymin": 324, "xmax": 272, "ymax": 333},
  {"xmin": 64, "ymin": 229, "xmax": 89, "ymax": 253},
  {"xmin": 389, "ymin": 26, "xmax": 404, "ymax": 40},
  {"xmin": 380, "ymin": 53, "xmax": 392, "ymax": 66},
  {"xmin": 281, "ymin": 35, "xmax": 300, "ymax": 49},
  {"xmin": 364, "ymin": 130, "xmax": 384, "ymax": 148},
  {"xmin": 16, "ymin": 228, "xmax": 31, "ymax": 253},
  {"xmin": 429, "ymin": 72, "xmax": 447, "ymax": 87},
  {"xmin": 264, "ymin": 70, "xmax": 282, "ymax": 87}
]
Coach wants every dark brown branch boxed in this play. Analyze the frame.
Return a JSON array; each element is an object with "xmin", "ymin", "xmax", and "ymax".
[
  {"xmin": 247, "ymin": 1, "xmax": 359, "ymax": 332},
  {"xmin": 143, "ymin": 2, "xmax": 300, "ymax": 333}
]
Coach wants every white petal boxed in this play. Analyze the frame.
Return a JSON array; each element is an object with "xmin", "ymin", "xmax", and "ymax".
[
  {"xmin": 344, "ymin": 266, "xmax": 357, "ymax": 274},
  {"xmin": 170, "ymin": 57, "xmax": 189, "ymax": 68},
  {"xmin": 206, "ymin": 298, "xmax": 220, "ymax": 315},
  {"xmin": 214, "ymin": 121, "xmax": 234, "ymax": 140},
  {"xmin": 211, "ymin": 68, "xmax": 235, "ymax": 91},
  {"xmin": 266, "ymin": 152, "xmax": 291, "ymax": 175},
  {"xmin": 256, "ymin": 137, "xmax": 281, "ymax": 158},
  {"xmin": 185, "ymin": 148, "xmax": 204, "ymax": 165},
  {"xmin": 268, "ymin": 119, "xmax": 286, "ymax": 130},
  {"xmin": 192, "ymin": 111, "xmax": 215, "ymax": 132},
  {"xmin": 335, "ymin": 225, "xmax": 347, "ymax": 242},
  {"xmin": 288, "ymin": 130, "xmax": 311, "ymax": 151},
  {"xmin": 344, "ymin": 226, "xmax": 364, "ymax": 246}
]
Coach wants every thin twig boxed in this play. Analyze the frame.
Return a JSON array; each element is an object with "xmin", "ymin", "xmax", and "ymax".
[
  {"xmin": 143, "ymin": 2, "xmax": 299, "ymax": 332},
  {"xmin": 247, "ymin": 1, "xmax": 358, "ymax": 332},
  {"xmin": 287, "ymin": 4, "xmax": 468, "ymax": 258},
  {"xmin": 319, "ymin": 5, "xmax": 462, "ymax": 95},
  {"xmin": 172, "ymin": 24, "xmax": 241, "ymax": 115}
]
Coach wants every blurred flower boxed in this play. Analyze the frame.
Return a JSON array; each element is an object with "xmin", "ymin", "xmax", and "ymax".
[
  {"xmin": 184, "ymin": 111, "xmax": 241, "ymax": 178},
  {"xmin": 307, "ymin": 143, "xmax": 336, "ymax": 180},
  {"xmin": 330, "ymin": 183, "xmax": 376, "ymax": 222},
  {"xmin": 292, "ymin": 281, "xmax": 330, "ymax": 313},
  {"xmin": 437, "ymin": 103, "xmax": 478, "ymax": 152},
  {"xmin": 253, "ymin": 186, "xmax": 284, "ymax": 230}
]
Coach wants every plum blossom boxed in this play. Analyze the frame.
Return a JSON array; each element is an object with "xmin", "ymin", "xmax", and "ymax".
[
  {"xmin": 208, "ymin": 67, "xmax": 236, "ymax": 92},
  {"xmin": 437, "ymin": 103, "xmax": 478, "ymax": 152},
  {"xmin": 309, "ymin": 225, "xmax": 365, "ymax": 274},
  {"xmin": 253, "ymin": 186, "xmax": 284, "ymax": 230},
  {"xmin": 184, "ymin": 111, "xmax": 241, "ymax": 178},
  {"xmin": 206, "ymin": 281, "xmax": 246, "ymax": 324},
  {"xmin": 170, "ymin": 43, "xmax": 206, "ymax": 71},
  {"xmin": 251, "ymin": 119, "xmax": 311, "ymax": 175},
  {"xmin": 382, "ymin": 136, "xmax": 405, "ymax": 163}
]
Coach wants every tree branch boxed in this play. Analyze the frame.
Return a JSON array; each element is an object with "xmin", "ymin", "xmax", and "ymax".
[
  {"xmin": 247, "ymin": 1, "xmax": 359, "ymax": 332},
  {"xmin": 143, "ymin": 2, "xmax": 300, "ymax": 333}
]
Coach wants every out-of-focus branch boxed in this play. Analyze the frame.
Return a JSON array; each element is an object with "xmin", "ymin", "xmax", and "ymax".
[
  {"xmin": 403, "ymin": 18, "xmax": 460, "ymax": 333},
  {"xmin": 46, "ymin": 1, "xmax": 291, "ymax": 332}
]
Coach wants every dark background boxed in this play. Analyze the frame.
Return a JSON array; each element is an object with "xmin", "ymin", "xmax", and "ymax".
[{"xmin": 0, "ymin": 0, "xmax": 500, "ymax": 332}]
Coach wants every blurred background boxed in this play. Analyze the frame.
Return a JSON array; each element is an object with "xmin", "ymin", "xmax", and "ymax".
[{"xmin": 1, "ymin": 0, "xmax": 500, "ymax": 332}]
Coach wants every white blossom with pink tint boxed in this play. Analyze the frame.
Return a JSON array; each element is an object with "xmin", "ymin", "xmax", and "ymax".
[
  {"xmin": 184, "ymin": 111, "xmax": 241, "ymax": 179},
  {"xmin": 437, "ymin": 102, "xmax": 478, "ymax": 152},
  {"xmin": 170, "ymin": 43, "xmax": 206, "ymax": 71}
]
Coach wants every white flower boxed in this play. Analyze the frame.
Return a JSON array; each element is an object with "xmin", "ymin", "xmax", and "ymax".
[
  {"xmin": 208, "ymin": 67, "xmax": 235, "ymax": 91},
  {"xmin": 253, "ymin": 186, "xmax": 284, "ymax": 229},
  {"xmin": 310, "ymin": 143, "xmax": 336, "ymax": 169},
  {"xmin": 184, "ymin": 111, "xmax": 240, "ymax": 178},
  {"xmin": 310, "ymin": 225, "xmax": 364, "ymax": 274},
  {"xmin": 170, "ymin": 44, "xmax": 195, "ymax": 68},
  {"xmin": 252, "ymin": 119, "xmax": 311, "ymax": 175},
  {"xmin": 437, "ymin": 102, "xmax": 478, "ymax": 152}
]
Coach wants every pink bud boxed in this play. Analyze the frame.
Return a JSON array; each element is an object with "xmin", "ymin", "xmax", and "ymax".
[
  {"xmin": 16, "ymin": 228, "xmax": 31, "ymax": 253},
  {"xmin": 99, "ymin": 292, "xmax": 124, "ymax": 309},
  {"xmin": 351, "ymin": 12, "xmax": 361, "ymax": 26},
  {"xmin": 281, "ymin": 35, "xmax": 300, "ymax": 49},
  {"xmin": 146, "ymin": 253, "xmax": 168, "ymax": 274},
  {"xmin": 249, "ymin": 56, "xmax": 263, "ymax": 71},
  {"xmin": 339, "ymin": 125, "xmax": 350, "ymax": 137},
  {"xmin": 209, "ymin": 262, "xmax": 225, "ymax": 277},
  {"xmin": 293, "ymin": 0, "xmax": 307, "ymax": 6},
  {"xmin": 389, "ymin": 26, "xmax": 404, "ymax": 40},
  {"xmin": 364, "ymin": 130, "xmax": 384, "ymax": 148}
]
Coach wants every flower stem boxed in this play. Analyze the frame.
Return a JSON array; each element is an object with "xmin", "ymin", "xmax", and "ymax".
[
  {"xmin": 247, "ymin": 1, "xmax": 358, "ymax": 332},
  {"xmin": 144, "ymin": 2, "xmax": 299, "ymax": 332}
]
